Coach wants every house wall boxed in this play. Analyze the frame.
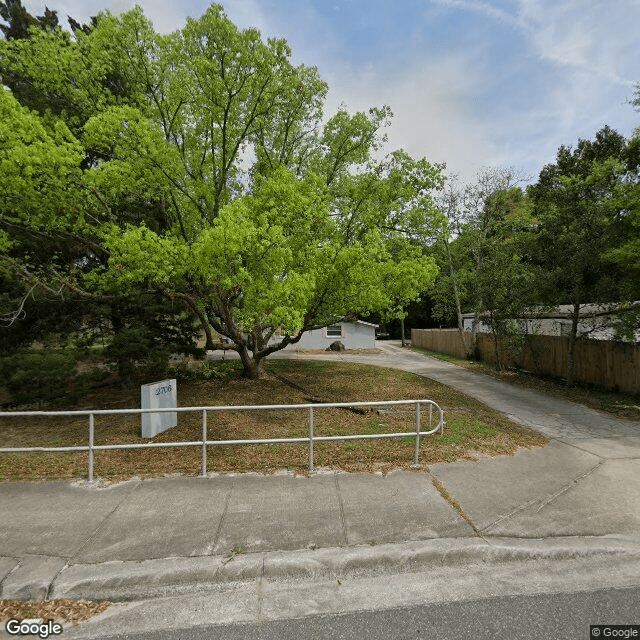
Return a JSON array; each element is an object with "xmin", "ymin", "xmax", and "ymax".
[
  {"xmin": 461, "ymin": 315, "xmax": 627, "ymax": 340},
  {"xmin": 348, "ymin": 322, "xmax": 377, "ymax": 349},
  {"xmin": 285, "ymin": 322, "xmax": 376, "ymax": 350}
]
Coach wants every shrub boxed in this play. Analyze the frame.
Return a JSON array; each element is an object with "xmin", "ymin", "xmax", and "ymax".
[
  {"xmin": 0, "ymin": 350, "xmax": 78, "ymax": 406},
  {"xmin": 105, "ymin": 326, "xmax": 170, "ymax": 382}
]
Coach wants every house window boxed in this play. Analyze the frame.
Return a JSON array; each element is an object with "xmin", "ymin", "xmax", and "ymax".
[{"xmin": 326, "ymin": 324, "xmax": 342, "ymax": 338}]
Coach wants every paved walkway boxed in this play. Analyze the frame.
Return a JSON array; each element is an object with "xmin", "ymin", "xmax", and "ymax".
[
  {"xmin": 1, "ymin": 342, "xmax": 639, "ymax": 621},
  {"xmin": 275, "ymin": 341, "xmax": 640, "ymax": 457}
]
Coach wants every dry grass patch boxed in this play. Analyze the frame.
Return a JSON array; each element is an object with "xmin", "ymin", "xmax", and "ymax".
[
  {"xmin": 0, "ymin": 360, "xmax": 548, "ymax": 481},
  {"xmin": 0, "ymin": 599, "xmax": 109, "ymax": 624}
]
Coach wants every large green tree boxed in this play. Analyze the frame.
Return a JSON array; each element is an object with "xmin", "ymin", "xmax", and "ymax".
[
  {"xmin": 470, "ymin": 187, "xmax": 536, "ymax": 369},
  {"xmin": 430, "ymin": 169, "xmax": 531, "ymax": 358},
  {"xmin": 529, "ymin": 125, "xmax": 638, "ymax": 385},
  {"xmin": 1, "ymin": 4, "xmax": 442, "ymax": 378},
  {"xmin": 0, "ymin": 0, "xmax": 175, "ymax": 372}
]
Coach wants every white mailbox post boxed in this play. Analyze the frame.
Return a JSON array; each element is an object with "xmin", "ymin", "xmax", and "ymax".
[{"xmin": 141, "ymin": 379, "xmax": 177, "ymax": 438}]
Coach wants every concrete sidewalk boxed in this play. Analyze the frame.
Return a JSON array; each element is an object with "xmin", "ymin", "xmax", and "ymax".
[
  {"xmin": 1, "ymin": 343, "xmax": 639, "ymax": 610},
  {"xmin": 2, "ymin": 455, "xmax": 640, "ymax": 604}
]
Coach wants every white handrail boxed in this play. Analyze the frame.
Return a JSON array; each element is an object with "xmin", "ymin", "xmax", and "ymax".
[{"xmin": 0, "ymin": 400, "xmax": 444, "ymax": 480}]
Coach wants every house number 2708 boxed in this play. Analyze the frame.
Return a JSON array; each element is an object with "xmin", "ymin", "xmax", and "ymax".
[{"xmin": 155, "ymin": 385, "xmax": 172, "ymax": 396}]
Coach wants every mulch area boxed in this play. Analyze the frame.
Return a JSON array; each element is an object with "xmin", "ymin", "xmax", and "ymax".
[{"xmin": 0, "ymin": 599, "xmax": 110, "ymax": 624}]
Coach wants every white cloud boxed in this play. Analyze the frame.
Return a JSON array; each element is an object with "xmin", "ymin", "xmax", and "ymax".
[
  {"xmin": 323, "ymin": 52, "xmax": 501, "ymax": 181},
  {"xmin": 431, "ymin": 0, "xmax": 637, "ymax": 87},
  {"xmin": 430, "ymin": 0, "xmax": 522, "ymax": 28},
  {"xmin": 221, "ymin": 0, "xmax": 342, "ymax": 68},
  {"xmin": 217, "ymin": 0, "xmax": 270, "ymax": 35},
  {"xmin": 423, "ymin": 0, "xmax": 640, "ymax": 177},
  {"xmin": 516, "ymin": 0, "xmax": 637, "ymax": 87}
]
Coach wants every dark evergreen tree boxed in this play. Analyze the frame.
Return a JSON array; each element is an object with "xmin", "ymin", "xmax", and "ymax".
[{"xmin": 0, "ymin": 2, "xmax": 203, "ymax": 380}]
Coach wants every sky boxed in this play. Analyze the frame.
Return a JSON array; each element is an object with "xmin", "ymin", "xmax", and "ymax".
[{"xmin": 21, "ymin": 0, "xmax": 640, "ymax": 184}]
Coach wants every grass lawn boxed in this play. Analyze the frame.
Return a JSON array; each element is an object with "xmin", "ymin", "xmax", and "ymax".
[
  {"xmin": 409, "ymin": 346, "xmax": 640, "ymax": 419},
  {"xmin": 0, "ymin": 359, "xmax": 548, "ymax": 482}
]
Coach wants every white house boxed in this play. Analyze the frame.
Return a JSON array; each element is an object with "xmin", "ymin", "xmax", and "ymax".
[
  {"xmin": 461, "ymin": 303, "xmax": 640, "ymax": 341},
  {"xmin": 281, "ymin": 321, "xmax": 378, "ymax": 350}
]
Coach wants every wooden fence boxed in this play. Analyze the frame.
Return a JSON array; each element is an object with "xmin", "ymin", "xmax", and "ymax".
[
  {"xmin": 409, "ymin": 329, "xmax": 470, "ymax": 359},
  {"xmin": 411, "ymin": 329, "xmax": 640, "ymax": 394}
]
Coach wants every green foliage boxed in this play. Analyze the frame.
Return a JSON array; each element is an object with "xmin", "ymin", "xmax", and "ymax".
[
  {"xmin": 1, "ymin": 0, "xmax": 39, "ymax": 39},
  {"xmin": 0, "ymin": 87, "xmax": 84, "ymax": 229},
  {"xmin": 0, "ymin": 349, "xmax": 77, "ymax": 405},
  {"xmin": 101, "ymin": 295, "xmax": 202, "ymax": 380},
  {"xmin": 429, "ymin": 170, "xmax": 535, "ymax": 362},
  {"xmin": 1, "ymin": 3, "xmax": 443, "ymax": 380},
  {"xmin": 472, "ymin": 189, "xmax": 538, "ymax": 368},
  {"xmin": 529, "ymin": 126, "xmax": 632, "ymax": 305},
  {"xmin": 602, "ymin": 129, "xmax": 640, "ymax": 323},
  {"xmin": 528, "ymin": 125, "xmax": 640, "ymax": 382},
  {"xmin": 104, "ymin": 326, "xmax": 169, "ymax": 381}
]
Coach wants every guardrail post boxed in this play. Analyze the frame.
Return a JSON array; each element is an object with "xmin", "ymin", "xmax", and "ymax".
[
  {"xmin": 201, "ymin": 409, "xmax": 207, "ymax": 477},
  {"xmin": 411, "ymin": 402, "xmax": 421, "ymax": 468},
  {"xmin": 88, "ymin": 413, "xmax": 94, "ymax": 482},
  {"xmin": 309, "ymin": 406, "xmax": 314, "ymax": 473},
  {"xmin": 0, "ymin": 400, "xmax": 445, "ymax": 478}
]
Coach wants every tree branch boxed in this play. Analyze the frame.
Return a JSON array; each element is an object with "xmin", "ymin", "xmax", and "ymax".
[{"xmin": 0, "ymin": 284, "xmax": 37, "ymax": 326}]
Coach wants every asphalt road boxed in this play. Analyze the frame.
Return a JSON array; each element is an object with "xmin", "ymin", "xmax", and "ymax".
[{"xmin": 85, "ymin": 586, "xmax": 640, "ymax": 640}]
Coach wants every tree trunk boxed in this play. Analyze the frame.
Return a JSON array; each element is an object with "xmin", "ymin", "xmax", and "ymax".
[
  {"xmin": 472, "ymin": 251, "xmax": 484, "ymax": 360},
  {"xmin": 471, "ymin": 312, "xmax": 480, "ymax": 359},
  {"xmin": 237, "ymin": 343, "xmax": 262, "ymax": 379},
  {"xmin": 400, "ymin": 316, "xmax": 406, "ymax": 347},
  {"xmin": 201, "ymin": 320, "xmax": 216, "ymax": 351},
  {"xmin": 109, "ymin": 308, "xmax": 129, "ymax": 383},
  {"xmin": 566, "ymin": 302, "xmax": 580, "ymax": 387},
  {"xmin": 444, "ymin": 239, "xmax": 471, "ymax": 358},
  {"xmin": 167, "ymin": 291, "xmax": 216, "ymax": 350},
  {"xmin": 456, "ymin": 313, "xmax": 469, "ymax": 359}
]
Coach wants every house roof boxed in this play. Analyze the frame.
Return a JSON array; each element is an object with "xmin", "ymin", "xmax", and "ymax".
[
  {"xmin": 462, "ymin": 302, "xmax": 640, "ymax": 320},
  {"xmin": 327, "ymin": 320, "xmax": 378, "ymax": 328}
]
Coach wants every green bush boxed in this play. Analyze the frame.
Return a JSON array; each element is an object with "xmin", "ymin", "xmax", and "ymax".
[
  {"xmin": 0, "ymin": 350, "xmax": 78, "ymax": 405},
  {"xmin": 105, "ymin": 326, "xmax": 170, "ymax": 381},
  {"xmin": 167, "ymin": 360, "xmax": 241, "ymax": 381}
]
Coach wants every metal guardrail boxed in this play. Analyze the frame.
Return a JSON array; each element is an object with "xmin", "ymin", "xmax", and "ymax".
[{"xmin": 0, "ymin": 400, "xmax": 444, "ymax": 480}]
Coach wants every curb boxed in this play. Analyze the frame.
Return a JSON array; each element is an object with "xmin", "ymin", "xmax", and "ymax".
[{"xmin": 25, "ymin": 535, "xmax": 640, "ymax": 602}]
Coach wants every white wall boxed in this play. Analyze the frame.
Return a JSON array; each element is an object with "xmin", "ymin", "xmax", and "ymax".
[
  {"xmin": 461, "ymin": 315, "xmax": 624, "ymax": 340},
  {"xmin": 281, "ymin": 322, "xmax": 377, "ymax": 350}
]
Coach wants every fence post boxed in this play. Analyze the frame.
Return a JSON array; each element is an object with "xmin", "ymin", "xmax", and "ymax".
[
  {"xmin": 201, "ymin": 409, "xmax": 207, "ymax": 477},
  {"xmin": 88, "ymin": 413, "xmax": 94, "ymax": 482},
  {"xmin": 411, "ymin": 402, "xmax": 421, "ymax": 468},
  {"xmin": 309, "ymin": 406, "xmax": 314, "ymax": 473}
]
